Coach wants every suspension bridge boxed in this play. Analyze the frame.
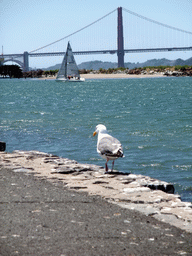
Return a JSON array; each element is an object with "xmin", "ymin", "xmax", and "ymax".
[{"xmin": 1, "ymin": 7, "xmax": 192, "ymax": 71}]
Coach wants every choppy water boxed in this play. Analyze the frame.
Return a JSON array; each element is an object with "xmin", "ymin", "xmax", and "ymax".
[{"xmin": 1, "ymin": 77, "xmax": 192, "ymax": 202}]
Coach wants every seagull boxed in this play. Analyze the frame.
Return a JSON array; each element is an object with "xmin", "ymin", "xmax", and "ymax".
[{"xmin": 93, "ymin": 124, "xmax": 124, "ymax": 173}]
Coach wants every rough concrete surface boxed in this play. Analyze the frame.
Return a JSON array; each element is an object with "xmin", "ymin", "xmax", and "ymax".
[{"xmin": 0, "ymin": 151, "xmax": 192, "ymax": 255}]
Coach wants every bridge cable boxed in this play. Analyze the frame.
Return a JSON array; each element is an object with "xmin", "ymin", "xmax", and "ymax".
[
  {"xmin": 29, "ymin": 8, "xmax": 117, "ymax": 53},
  {"xmin": 123, "ymin": 7, "xmax": 192, "ymax": 35}
]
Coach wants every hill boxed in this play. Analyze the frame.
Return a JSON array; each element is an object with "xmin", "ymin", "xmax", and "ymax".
[
  {"xmin": 43, "ymin": 57, "xmax": 192, "ymax": 71},
  {"xmin": 78, "ymin": 60, "xmax": 117, "ymax": 70}
]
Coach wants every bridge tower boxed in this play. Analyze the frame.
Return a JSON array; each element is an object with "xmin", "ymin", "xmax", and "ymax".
[
  {"xmin": 23, "ymin": 51, "xmax": 29, "ymax": 72},
  {"xmin": 117, "ymin": 7, "xmax": 124, "ymax": 68}
]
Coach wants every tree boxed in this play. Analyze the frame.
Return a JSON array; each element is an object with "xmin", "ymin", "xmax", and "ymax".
[{"xmin": 0, "ymin": 65, "xmax": 23, "ymax": 78}]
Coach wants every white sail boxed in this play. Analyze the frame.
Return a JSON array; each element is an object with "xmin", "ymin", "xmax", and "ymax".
[
  {"xmin": 56, "ymin": 42, "xmax": 85, "ymax": 82},
  {"xmin": 56, "ymin": 50, "xmax": 67, "ymax": 80}
]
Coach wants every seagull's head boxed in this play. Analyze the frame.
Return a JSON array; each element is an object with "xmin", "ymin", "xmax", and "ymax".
[{"xmin": 93, "ymin": 124, "xmax": 107, "ymax": 136}]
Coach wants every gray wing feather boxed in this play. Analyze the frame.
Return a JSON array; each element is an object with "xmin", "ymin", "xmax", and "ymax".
[{"xmin": 98, "ymin": 136, "xmax": 123, "ymax": 157}]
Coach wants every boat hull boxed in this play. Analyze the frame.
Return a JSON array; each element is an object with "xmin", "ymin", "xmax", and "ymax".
[{"xmin": 56, "ymin": 77, "xmax": 85, "ymax": 82}]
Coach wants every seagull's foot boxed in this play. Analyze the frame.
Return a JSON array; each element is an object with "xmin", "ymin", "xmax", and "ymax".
[
  {"xmin": 111, "ymin": 160, "xmax": 115, "ymax": 172},
  {"xmin": 105, "ymin": 162, "xmax": 108, "ymax": 174}
]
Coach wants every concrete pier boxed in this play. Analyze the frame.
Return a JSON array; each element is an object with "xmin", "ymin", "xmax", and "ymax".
[
  {"xmin": 1, "ymin": 150, "xmax": 192, "ymax": 255},
  {"xmin": 0, "ymin": 150, "xmax": 192, "ymax": 233}
]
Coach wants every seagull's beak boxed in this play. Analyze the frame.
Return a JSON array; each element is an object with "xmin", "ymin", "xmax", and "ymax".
[{"xmin": 93, "ymin": 131, "xmax": 97, "ymax": 136}]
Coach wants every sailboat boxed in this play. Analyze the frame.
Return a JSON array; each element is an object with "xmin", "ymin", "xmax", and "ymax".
[{"xmin": 56, "ymin": 42, "xmax": 85, "ymax": 82}]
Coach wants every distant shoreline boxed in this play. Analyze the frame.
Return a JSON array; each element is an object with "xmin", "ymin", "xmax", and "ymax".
[
  {"xmin": 22, "ymin": 65, "xmax": 192, "ymax": 79},
  {"xmin": 40, "ymin": 73, "xmax": 165, "ymax": 80},
  {"xmin": 38, "ymin": 66, "xmax": 192, "ymax": 80},
  {"xmin": 81, "ymin": 73, "xmax": 165, "ymax": 79}
]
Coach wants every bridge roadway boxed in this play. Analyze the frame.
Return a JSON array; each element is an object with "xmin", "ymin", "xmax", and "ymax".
[{"xmin": 2, "ymin": 46, "xmax": 192, "ymax": 58}]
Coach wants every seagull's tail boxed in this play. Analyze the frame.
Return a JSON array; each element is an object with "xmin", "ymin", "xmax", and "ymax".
[{"xmin": 117, "ymin": 149, "xmax": 124, "ymax": 158}]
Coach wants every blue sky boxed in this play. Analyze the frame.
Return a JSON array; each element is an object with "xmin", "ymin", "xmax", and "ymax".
[{"xmin": 1, "ymin": 0, "xmax": 192, "ymax": 68}]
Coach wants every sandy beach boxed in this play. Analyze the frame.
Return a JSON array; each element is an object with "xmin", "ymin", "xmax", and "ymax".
[
  {"xmin": 41, "ymin": 73, "xmax": 165, "ymax": 80},
  {"xmin": 81, "ymin": 73, "xmax": 165, "ymax": 79}
]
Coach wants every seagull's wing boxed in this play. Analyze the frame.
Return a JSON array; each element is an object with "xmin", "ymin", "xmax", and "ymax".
[{"xmin": 97, "ymin": 136, "xmax": 123, "ymax": 158}]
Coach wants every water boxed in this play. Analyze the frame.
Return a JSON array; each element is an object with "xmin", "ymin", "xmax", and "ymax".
[{"xmin": 1, "ymin": 77, "xmax": 192, "ymax": 202}]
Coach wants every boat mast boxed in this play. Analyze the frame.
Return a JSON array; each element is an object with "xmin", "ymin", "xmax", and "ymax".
[{"xmin": 64, "ymin": 43, "xmax": 69, "ymax": 78}]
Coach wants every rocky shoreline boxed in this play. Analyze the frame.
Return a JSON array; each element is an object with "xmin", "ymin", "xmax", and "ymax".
[
  {"xmin": 0, "ymin": 150, "xmax": 192, "ymax": 233},
  {"xmin": 23, "ymin": 66, "xmax": 192, "ymax": 79},
  {"xmin": 81, "ymin": 67, "xmax": 192, "ymax": 77}
]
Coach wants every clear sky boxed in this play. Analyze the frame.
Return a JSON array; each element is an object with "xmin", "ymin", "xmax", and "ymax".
[{"xmin": 1, "ymin": 0, "xmax": 192, "ymax": 69}]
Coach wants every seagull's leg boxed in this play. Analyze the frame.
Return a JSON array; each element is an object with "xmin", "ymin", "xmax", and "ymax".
[
  {"xmin": 105, "ymin": 159, "xmax": 109, "ymax": 174},
  {"xmin": 111, "ymin": 160, "xmax": 115, "ymax": 172}
]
